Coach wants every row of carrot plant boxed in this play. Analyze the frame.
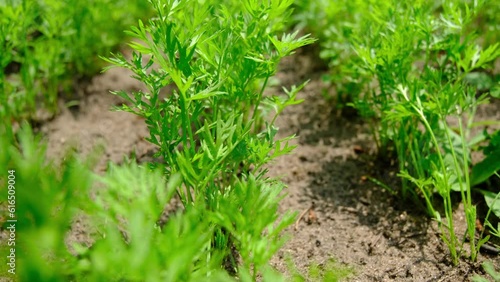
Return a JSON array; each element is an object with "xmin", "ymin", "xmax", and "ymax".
[
  {"xmin": 1, "ymin": 0, "xmax": 499, "ymax": 280},
  {"xmin": 296, "ymin": 0, "xmax": 500, "ymax": 266}
]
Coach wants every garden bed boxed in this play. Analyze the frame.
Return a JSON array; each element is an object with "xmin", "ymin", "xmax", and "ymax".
[
  {"xmin": 37, "ymin": 46, "xmax": 500, "ymax": 281},
  {"xmin": 2, "ymin": 1, "xmax": 499, "ymax": 281}
]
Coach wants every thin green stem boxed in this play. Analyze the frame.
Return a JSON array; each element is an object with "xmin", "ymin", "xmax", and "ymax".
[
  {"xmin": 417, "ymin": 108, "xmax": 458, "ymax": 264},
  {"xmin": 251, "ymin": 75, "xmax": 269, "ymax": 132},
  {"xmin": 457, "ymin": 116, "xmax": 476, "ymax": 260},
  {"xmin": 178, "ymin": 89, "xmax": 196, "ymax": 157}
]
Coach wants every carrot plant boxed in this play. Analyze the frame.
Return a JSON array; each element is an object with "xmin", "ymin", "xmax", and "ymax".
[
  {"xmin": 0, "ymin": 0, "xmax": 152, "ymax": 122},
  {"xmin": 1, "ymin": 123, "xmax": 289, "ymax": 281},
  {"xmin": 1, "ymin": 0, "xmax": 312, "ymax": 279},
  {"xmin": 0, "ymin": 124, "xmax": 93, "ymax": 281},
  {"xmin": 473, "ymin": 261, "xmax": 500, "ymax": 282},
  {"xmin": 298, "ymin": 0, "xmax": 499, "ymax": 265},
  {"xmin": 103, "ymin": 0, "xmax": 314, "ymax": 278}
]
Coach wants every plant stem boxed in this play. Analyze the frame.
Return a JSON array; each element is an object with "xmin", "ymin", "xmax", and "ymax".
[
  {"xmin": 251, "ymin": 75, "xmax": 270, "ymax": 132},
  {"xmin": 417, "ymin": 106, "xmax": 458, "ymax": 265}
]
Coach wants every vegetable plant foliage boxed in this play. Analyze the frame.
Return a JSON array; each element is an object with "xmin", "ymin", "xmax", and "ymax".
[
  {"xmin": 296, "ymin": 0, "xmax": 500, "ymax": 264},
  {"xmin": 1, "ymin": 0, "xmax": 314, "ymax": 281},
  {"xmin": 0, "ymin": 0, "xmax": 152, "ymax": 121},
  {"xmin": 103, "ymin": 0, "xmax": 314, "ymax": 279}
]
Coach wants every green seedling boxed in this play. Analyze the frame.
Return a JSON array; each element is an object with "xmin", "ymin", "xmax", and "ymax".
[
  {"xmin": 75, "ymin": 163, "xmax": 233, "ymax": 282},
  {"xmin": 472, "ymin": 261, "xmax": 500, "ymax": 282},
  {"xmin": 0, "ymin": 0, "xmax": 152, "ymax": 122},
  {"xmin": 0, "ymin": 123, "xmax": 240, "ymax": 281},
  {"xmin": 0, "ymin": 124, "xmax": 93, "ymax": 282},
  {"xmin": 1, "ymin": 0, "xmax": 313, "ymax": 280},
  {"xmin": 1, "ymin": 122, "xmax": 293, "ymax": 281},
  {"xmin": 285, "ymin": 256, "xmax": 355, "ymax": 282},
  {"xmin": 103, "ymin": 0, "xmax": 314, "ymax": 278},
  {"xmin": 297, "ymin": 0, "xmax": 499, "ymax": 265}
]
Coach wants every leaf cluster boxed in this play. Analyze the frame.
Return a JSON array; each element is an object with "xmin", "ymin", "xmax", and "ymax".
[
  {"xmin": 297, "ymin": 0, "xmax": 500, "ymax": 265},
  {"xmin": 0, "ymin": 0, "xmax": 152, "ymax": 122},
  {"xmin": 102, "ymin": 0, "xmax": 314, "ymax": 279},
  {"xmin": 0, "ymin": 125, "xmax": 290, "ymax": 281}
]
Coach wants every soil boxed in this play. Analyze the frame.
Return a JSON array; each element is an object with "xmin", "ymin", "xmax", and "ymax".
[{"xmin": 31, "ymin": 45, "xmax": 500, "ymax": 281}]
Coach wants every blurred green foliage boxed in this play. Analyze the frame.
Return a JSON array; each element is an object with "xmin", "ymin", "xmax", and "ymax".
[{"xmin": 0, "ymin": 0, "xmax": 153, "ymax": 122}]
